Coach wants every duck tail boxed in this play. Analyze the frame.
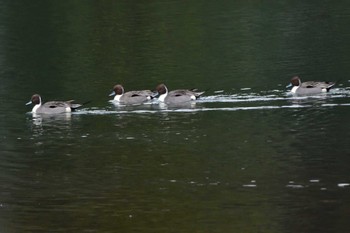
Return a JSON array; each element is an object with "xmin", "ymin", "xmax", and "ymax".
[
  {"xmin": 195, "ymin": 91, "xmax": 205, "ymax": 97},
  {"xmin": 70, "ymin": 100, "xmax": 92, "ymax": 110},
  {"xmin": 150, "ymin": 91, "xmax": 159, "ymax": 99},
  {"xmin": 190, "ymin": 88, "xmax": 208, "ymax": 97},
  {"xmin": 325, "ymin": 82, "xmax": 336, "ymax": 92}
]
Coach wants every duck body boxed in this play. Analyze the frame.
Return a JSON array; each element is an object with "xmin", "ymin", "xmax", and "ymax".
[
  {"xmin": 288, "ymin": 76, "xmax": 335, "ymax": 95},
  {"xmin": 26, "ymin": 94, "xmax": 84, "ymax": 114},
  {"xmin": 156, "ymin": 84, "xmax": 204, "ymax": 104},
  {"xmin": 109, "ymin": 84, "xmax": 153, "ymax": 105}
]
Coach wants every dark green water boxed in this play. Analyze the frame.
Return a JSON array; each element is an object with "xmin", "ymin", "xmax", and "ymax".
[{"xmin": 1, "ymin": 1, "xmax": 350, "ymax": 232}]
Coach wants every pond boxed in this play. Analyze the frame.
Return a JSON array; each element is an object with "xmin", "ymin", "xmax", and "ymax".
[{"xmin": 1, "ymin": 1, "xmax": 350, "ymax": 232}]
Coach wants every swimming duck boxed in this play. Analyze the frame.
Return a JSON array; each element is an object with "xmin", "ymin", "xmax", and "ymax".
[
  {"xmin": 109, "ymin": 84, "xmax": 154, "ymax": 105},
  {"xmin": 155, "ymin": 83, "xmax": 204, "ymax": 104},
  {"xmin": 287, "ymin": 76, "xmax": 335, "ymax": 95},
  {"xmin": 26, "ymin": 94, "xmax": 86, "ymax": 114}
]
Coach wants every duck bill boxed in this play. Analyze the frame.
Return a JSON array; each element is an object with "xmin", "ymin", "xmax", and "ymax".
[
  {"xmin": 286, "ymin": 83, "xmax": 292, "ymax": 88},
  {"xmin": 108, "ymin": 91, "xmax": 116, "ymax": 97},
  {"xmin": 25, "ymin": 100, "xmax": 32, "ymax": 106}
]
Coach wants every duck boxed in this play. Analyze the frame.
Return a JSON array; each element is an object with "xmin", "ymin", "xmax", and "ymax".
[
  {"xmin": 155, "ymin": 83, "xmax": 204, "ymax": 104},
  {"xmin": 26, "ymin": 94, "xmax": 86, "ymax": 114},
  {"xmin": 287, "ymin": 76, "xmax": 335, "ymax": 95},
  {"xmin": 109, "ymin": 84, "xmax": 154, "ymax": 105}
]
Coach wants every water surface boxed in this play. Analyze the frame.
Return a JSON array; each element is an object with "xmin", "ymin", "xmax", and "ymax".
[{"xmin": 1, "ymin": 1, "xmax": 350, "ymax": 232}]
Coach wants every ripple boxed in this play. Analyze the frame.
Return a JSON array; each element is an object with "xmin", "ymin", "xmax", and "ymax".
[
  {"xmin": 73, "ymin": 103, "xmax": 350, "ymax": 115},
  {"xmin": 286, "ymin": 184, "xmax": 305, "ymax": 189},
  {"xmin": 242, "ymin": 184, "xmax": 257, "ymax": 188},
  {"xmin": 337, "ymin": 183, "xmax": 350, "ymax": 188}
]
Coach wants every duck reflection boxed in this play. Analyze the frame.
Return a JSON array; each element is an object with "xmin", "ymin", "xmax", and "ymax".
[
  {"xmin": 157, "ymin": 101, "xmax": 198, "ymax": 110},
  {"xmin": 286, "ymin": 94, "xmax": 332, "ymax": 106},
  {"xmin": 31, "ymin": 112, "xmax": 72, "ymax": 124},
  {"xmin": 28, "ymin": 113, "xmax": 73, "ymax": 137},
  {"xmin": 110, "ymin": 100, "xmax": 155, "ymax": 111}
]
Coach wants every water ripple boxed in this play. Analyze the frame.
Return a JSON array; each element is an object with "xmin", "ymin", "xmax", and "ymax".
[{"xmin": 69, "ymin": 87, "xmax": 350, "ymax": 115}]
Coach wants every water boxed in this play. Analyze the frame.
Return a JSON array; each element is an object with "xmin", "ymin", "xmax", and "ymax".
[{"xmin": 1, "ymin": 1, "xmax": 350, "ymax": 232}]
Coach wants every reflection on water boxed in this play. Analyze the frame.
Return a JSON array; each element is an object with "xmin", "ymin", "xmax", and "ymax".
[
  {"xmin": 31, "ymin": 112, "xmax": 72, "ymax": 125},
  {"xmin": 157, "ymin": 101, "xmax": 198, "ymax": 110},
  {"xmin": 27, "ymin": 113, "xmax": 73, "ymax": 136},
  {"xmin": 109, "ymin": 99, "xmax": 199, "ymax": 111}
]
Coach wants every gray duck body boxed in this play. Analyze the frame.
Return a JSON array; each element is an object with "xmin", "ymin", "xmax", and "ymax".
[
  {"xmin": 288, "ymin": 76, "xmax": 335, "ymax": 95},
  {"xmin": 26, "ymin": 94, "xmax": 83, "ymax": 114},
  {"xmin": 110, "ymin": 84, "xmax": 153, "ymax": 105},
  {"xmin": 156, "ymin": 84, "xmax": 204, "ymax": 104}
]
